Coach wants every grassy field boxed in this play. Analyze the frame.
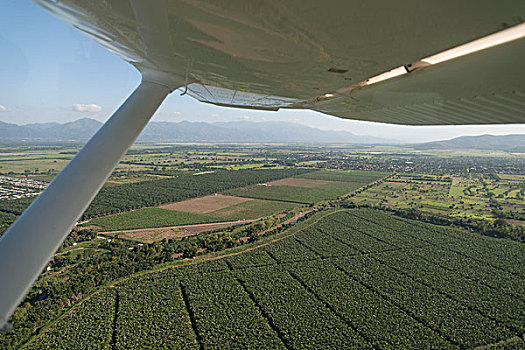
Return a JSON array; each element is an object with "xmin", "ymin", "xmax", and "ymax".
[
  {"xmin": 88, "ymin": 208, "xmax": 221, "ymax": 231},
  {"xmin": 32, "ymin": 208, "xmax": 525, "ymax": 349},
  {"xmin": 0, "ymin": 158, "xmax": 71, "ymax": 175},
  {"xmin": 496, "ymin": 174, "xmax": 525, "ymax": 182}
]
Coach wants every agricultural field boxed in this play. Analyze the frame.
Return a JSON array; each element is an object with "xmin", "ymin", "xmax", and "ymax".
[
  {"xmin": 297, "ymin": 169, "xmax": 388, "ymax": 183},
  {"xmin": 0, "ymin": 157, "xmax": 71, "ymax": 176},
  {"xmin": 205, "ymin": 198, "xmax": 297, "ymax": 221},
  {"xmin": 26, "ymin": 208, "xmax": 525, "ymax": 349},
  {"xmin": 112, "ymin": 220, "xmax": 257, "ymax": 243},
  {"xmin": 161, "ymin": 194, "xmax": 298, "ymax": 221},
  {"xmin": 0, "ymin": 167, "xmax": 310, "ymax": 231},
  {"xmin": 352, "ymin": 172, "xmax": 525, "ymax": 224},
  {"xmin": 225, "ymin": 170, "xmax": 388, "ymax": 204},
  {"xmin": 118, "ymin": 148, "xmax": 280, "ymax": 172},
  {"xmin": 497, "ymin": 174, "xmax": 525, "ymax": 182},
  {"xmin": 159, "ymin": 194, "xmax": 252, "ymax": 214},
  {"xmin": 225, "ymin": 181, "xmax": 352, "ymax": 203},
  {"xmin": 2, "ymin": 143, "xmax": 525, "ymax": 349},
  {"xmin": 266, "ymin": 177, "xmax": 332, "ymax": 187},
  {"xmin": 25, "ymin": 289, "xmax": 116, "ymax": 350},
  {"xmin": 87, "ymin": 208, "xmax": 220, "ymax": 231}
]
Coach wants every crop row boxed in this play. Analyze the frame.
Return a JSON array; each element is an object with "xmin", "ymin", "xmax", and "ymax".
[
  {"xmin": 372, "ymin": 249, "xmax": 525, "ymax": 332},
  {"xmin": 89, "ymin": 207, "xmax": 220, "ymax": 231},
  {"xmin": 16, "ymin": 208, "xmax": 524, "ymax": 349},
  {"xmin": 350, "ymin": 208, "xmax": 525, "ymax": 276},
  {"xmin": 410, "ymin": 246, "xmax": 525, "ymax": 298},
  {"xmin": 282, "ymin": 259, "xmax": 454, "ymax": 349},
  {"xmin": 314, "ymin": 210, "xmax": 524, "ymax": 336},
  {"xmin": 334, "ymin": 255, "xmax": 513, "ymax": 348},
  {"xmin": 111, "ymin": 272, "xmax": 197, "ymax": 349},
  {"xmin": 233, "ymin": 266, "xmax": 373, "ymax": 349},
  {"xmin": 178, "ymin": 269, "xmax": 286, "ymax": 349},
  {"xmin": 293, "ymin": 226, "xmax": 359, "ymax": 257}
]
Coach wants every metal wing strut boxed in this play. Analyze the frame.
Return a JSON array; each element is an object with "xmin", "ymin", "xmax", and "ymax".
[{"xmin": 0, "ymin": 81, "xmax": 171, "ymax": 329}]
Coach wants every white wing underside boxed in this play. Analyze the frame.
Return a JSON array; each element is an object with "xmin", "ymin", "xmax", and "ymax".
[{"xmin": 34, "ymin": 0, "xmax": 525, "ymax": 125}]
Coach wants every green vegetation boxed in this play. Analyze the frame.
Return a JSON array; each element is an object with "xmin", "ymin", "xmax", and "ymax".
[
  {"xmin": 88, "ymin": 208, "xmax": 220, "ymax": 231},
  {"xmin": 0, "ymin": 168, "xmax": 311, "ymax": 230},
  {"xmin": 24, "ymin": 289, "xmax": 115, "ymax": 350},
  {"xmin": 225, "ymin": 182, "xmax": 358, "ymax": 204},
  {"xmin": 349, "ymin": 172, "xmax": 525, "ymax": 241},
  {"xmin": 22, "ymin": 209, "xmax": 524, "ymax": 349},
  {"xmin": 82, "ymin": 168, "xmax": 311, "ymax": 219},
  {"xmin": 114, "ymin": 274, "xmax": 198, "ymax": 349},
  {"xmin": 1, "ymin": 142, "xmax": 524, "ymax": 349}
]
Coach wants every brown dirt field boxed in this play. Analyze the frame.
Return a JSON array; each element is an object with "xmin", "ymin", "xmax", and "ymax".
[
  {"xmin": 103, "ymin": 219, "xmax": 256, "ymax": 243},
  {"xmin": 158, "ymin": 194, "xmax": 253, "ymax": 214},
  {"xmin": 266, "ymin": 178, "xmax": 332, "ymax": 188},
  {"xmin": 503, "ymin": 219, "xmax": 524, "ymax": 226},
  {"xmin": 119, "ymin": 228, "xmax": 190, "ymax": 243},
  {"xmin": 77, "ymin": 224, "xmax": 103, "ymax": 231}
]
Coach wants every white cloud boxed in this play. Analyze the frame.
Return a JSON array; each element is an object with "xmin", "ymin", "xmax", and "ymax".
[
  {"xmin": 172, "ymin": 111, "xmax": 182, "ymax": 115},
  {"xmin": 72, "ymin": 103, "xmax": 102, "ymax": 113},
  {"xmin": 210, "ymin": 113, "xmax": 219, "ymax": 117},
  {"xmin": 0, "ymin": 105, "xmax": 8, "ymax": 112}
]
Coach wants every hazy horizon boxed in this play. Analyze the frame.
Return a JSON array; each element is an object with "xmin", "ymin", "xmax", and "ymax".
[{"xmin": 3, "ymin": 116, "xmax": 525, "ymax": 145}]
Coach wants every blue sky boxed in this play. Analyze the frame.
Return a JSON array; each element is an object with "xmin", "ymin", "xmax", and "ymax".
[{"xmin": 1, "ymin": 1, "xmax": 524, "ymax": 142}]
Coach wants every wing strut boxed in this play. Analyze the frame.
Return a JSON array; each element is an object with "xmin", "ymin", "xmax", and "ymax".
[{"xmin": 0, "ymin": 80, "xmax": 171, "ymax": 329}]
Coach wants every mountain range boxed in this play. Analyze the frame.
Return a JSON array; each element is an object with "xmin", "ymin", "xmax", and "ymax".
[
  {"xmin": 413, "ymin": 134, "xmax": 525, "ymax": 152},
  {"xmin": 1, "ymin": 118, "xmax": 524, "ymax": 151},
  {"xmin": 0, "ymin": 118, "xmax": 391, "ymax": 144}
]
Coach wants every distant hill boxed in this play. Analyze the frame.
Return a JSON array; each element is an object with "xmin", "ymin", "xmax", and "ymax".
[
  {"xmin": 0, "ymin": 118, "xmax": 392, "ymax": 144},
  {"xmin": 414, "ymin": 134, "xmax": 525, "ymax": 152},
  {"xmin": 0, "ymin": 118, "xmax": 103, "ymax": 141}
]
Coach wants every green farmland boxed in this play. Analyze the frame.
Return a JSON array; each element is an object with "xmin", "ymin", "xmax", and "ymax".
[
  {"xmin": 88, "ymin": 208, "xmax": 221, "ymax": 231},
  {"xmin": 226, "ymin": 170, "xmax": 388, "ymax": 204},
  {"xmin": 2, "ymin": 143, "xmax": 524, "ymax": 349},
  {"xmin": 26, "ymin": 209, "xmax": 525, "ymax": 349},
  {"xmin": 225, "ymin": 181, "xmax": 358, "ymax": 204}
]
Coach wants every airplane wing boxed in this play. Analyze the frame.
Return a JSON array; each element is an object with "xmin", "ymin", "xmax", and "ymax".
[
  {"xmin": 34, "ymin": 0, "xmax": 525, "ymax": 125},
  {"xmin": 1, "ymin": 0, "xmax": 524, "ymax": 329}
]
